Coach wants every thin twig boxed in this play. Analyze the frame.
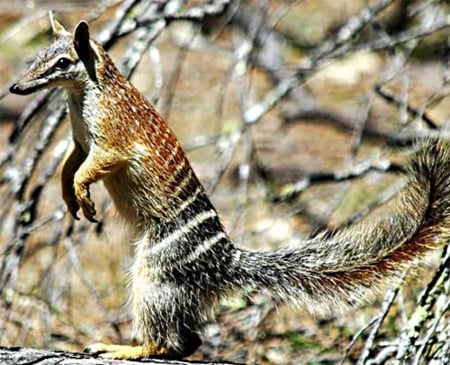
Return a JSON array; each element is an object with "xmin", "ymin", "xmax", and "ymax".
[{"xmin": 375, "ymin": 86, "xmax": 438, "ymax": 129}]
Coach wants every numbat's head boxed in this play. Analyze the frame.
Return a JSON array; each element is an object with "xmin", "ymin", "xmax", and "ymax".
[{"xmin": 10, "ymin": 12, "xmax": 98, "ymax": 95}]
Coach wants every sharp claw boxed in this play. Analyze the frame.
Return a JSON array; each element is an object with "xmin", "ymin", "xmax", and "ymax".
[
  {"xmin": 83, "ymin": 204, "xmax": 97, "ymax": 223},
  {"xmin": 66, "ymin": 207, "xmax": 79, "ymax": 220},
  {"xmin": 72, "ymin": 207, "xmax": 80, "ymax": 220},
  {"xmin": 88, "ymin": 215, "xmax": 98, "ymax": 223}
]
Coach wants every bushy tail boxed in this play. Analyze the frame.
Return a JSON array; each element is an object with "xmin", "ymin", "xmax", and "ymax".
[{"xmin": 237, "ymin": 139, "xmax": 450, "ymax": 313}]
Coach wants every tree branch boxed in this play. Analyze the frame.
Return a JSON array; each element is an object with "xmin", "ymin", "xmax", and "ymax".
[{"xmin": 0, "ymin": 346, "xmax": 240, "ymax": 365}]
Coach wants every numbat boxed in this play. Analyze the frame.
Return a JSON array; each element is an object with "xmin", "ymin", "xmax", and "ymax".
[{"xmin": 10, "ymin": 14, "xmax": 450, "ymax": 360}]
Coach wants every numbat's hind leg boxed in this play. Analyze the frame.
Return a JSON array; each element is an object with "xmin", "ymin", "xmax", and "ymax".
[
  {"xmin": 84, "ymin": 332, "xmax": 201, "ymax": 360},
  {"xmin": 84, "ymin": 343, "xmax": 168, "ymax": 360}
]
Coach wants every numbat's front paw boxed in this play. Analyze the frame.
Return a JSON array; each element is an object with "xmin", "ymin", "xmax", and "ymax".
[
  {"xmin": 74, "ymin": 182, "xmax": 97, "ymax": 222},
  {"xmin": 62, "ymin": 189, "xmax": 80, "ymax": 220},
  {"xmin": 79, "ymin": 196, "xmax": 97, "ymax": 222},
  {"xmin": 84, "ymin": 343, "xmax": 170, "ymax": 359}
]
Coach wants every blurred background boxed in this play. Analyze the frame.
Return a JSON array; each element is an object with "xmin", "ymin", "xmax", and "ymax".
[{"xmin": 0, "ymin": 1, "xmax": 449, "ymax": 364}]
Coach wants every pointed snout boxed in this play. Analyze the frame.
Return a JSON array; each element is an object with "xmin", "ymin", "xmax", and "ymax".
[{"xmin": 10, "ymin": 83, "xmax": 35, "ymax": 95}]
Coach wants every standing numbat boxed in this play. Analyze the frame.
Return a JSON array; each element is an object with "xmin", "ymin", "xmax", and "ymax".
[{"xmin": 9, "ymin": 13, "xmax": 450, "ymax": 360}]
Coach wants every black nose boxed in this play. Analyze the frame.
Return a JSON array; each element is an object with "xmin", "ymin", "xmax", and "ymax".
[{"xmin": 10, "ymin": 84, "xmax": 21, "ymax": 94}]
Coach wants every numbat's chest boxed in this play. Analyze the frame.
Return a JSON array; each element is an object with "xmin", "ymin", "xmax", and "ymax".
[{"xmin": 68, "ymin": 92, "xmax": 97, "ymax": 153}]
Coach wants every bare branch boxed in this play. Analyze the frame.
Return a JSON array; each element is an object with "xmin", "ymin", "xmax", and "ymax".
[{"xmin": 0, "ymin": 346, "xmax": 239, "ymax": 365}]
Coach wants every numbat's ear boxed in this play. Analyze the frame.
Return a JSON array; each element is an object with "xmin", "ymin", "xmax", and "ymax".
[
  {"xmin": 73, "ymin": 20, "xmax": 98, "ymax": 83},
  {"xmin": 73, "ymin": 21, "xmax": 91, "ymax": 62},
  {"xmin": 49, "ymin": 11, "xmax": 70, "ymax": 37}
]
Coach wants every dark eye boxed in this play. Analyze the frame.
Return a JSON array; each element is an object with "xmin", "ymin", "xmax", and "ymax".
[{"xmin": 55, "ymin": 57, "xmax": 71, "ymax": 70}]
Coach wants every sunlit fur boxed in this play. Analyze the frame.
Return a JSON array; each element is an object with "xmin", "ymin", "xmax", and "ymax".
[{"xmin": 10, "ymin": 16, "xmax": 450, "ymax": 360}]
